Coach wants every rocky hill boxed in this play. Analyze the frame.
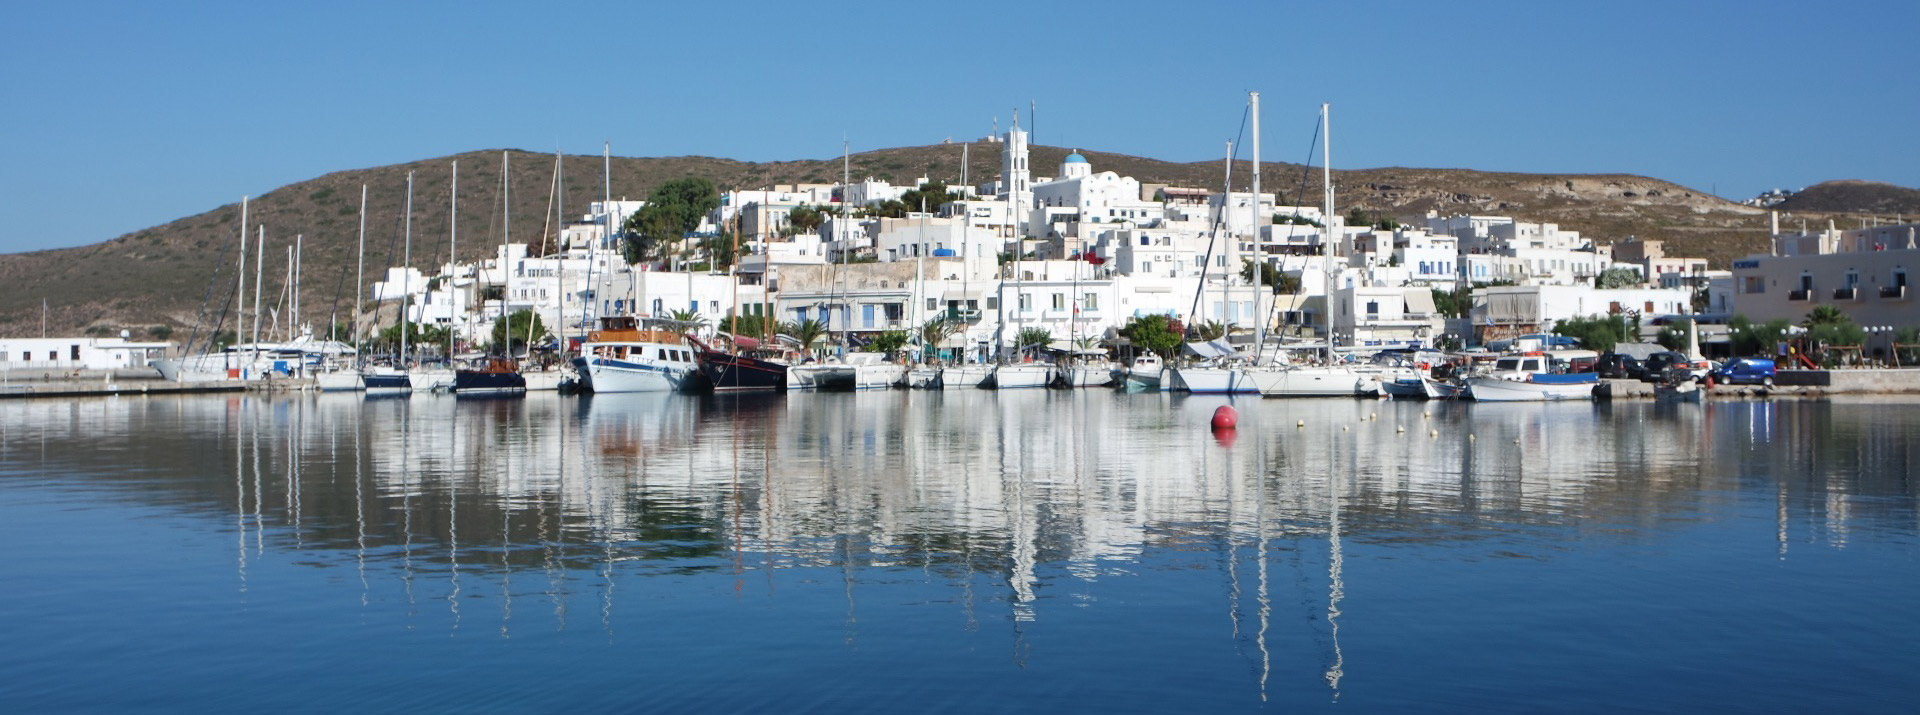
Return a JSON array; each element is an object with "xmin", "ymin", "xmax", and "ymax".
[
  {"xmin": 0, "ymin": 143, "xmax": 1868, "ymax": 338},
  {"xmin": 1772, "ymin": 180, "xmax": 1920, "ymax": 215}
]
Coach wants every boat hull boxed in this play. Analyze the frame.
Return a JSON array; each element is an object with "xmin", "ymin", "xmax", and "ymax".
[
  {"xmin": 454, "ymin": 370, "xmax": 527, "ymax": 394},
  {"xmin": 939, "ymin": 365, "xmax": 994, "ymax": 390},
  {"xmin": 696, "ymin": 350, "xmax": 788, "ymax": 393},
  {"xmin": 573, "ymin": 356, "xmax": 688, "ymax": 393},
  {"xmin": 1466, "ymin": 375, "xmax": 1598, "ymax": 402},
  {"xmin": 989, "ymin": 364, "xmax": 1051, "ymax": 390},
  {"xmin": 1247, "ymin": 366, "xmax": 1380, "ymax": 398},
  {"xmin": 1171, "ymin": 367, "xmax": 1258, "ymax": 394}
]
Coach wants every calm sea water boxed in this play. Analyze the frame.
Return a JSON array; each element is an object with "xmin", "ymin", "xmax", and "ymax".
[{"xmin": 1, "ymin": 390, "xmax": 1915, "ymax": 713}]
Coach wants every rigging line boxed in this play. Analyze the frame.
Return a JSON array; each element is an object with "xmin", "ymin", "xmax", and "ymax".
[
  {"xmin": 1185, "ymin": 104, "xmax": 1251, "ymax": 337},
  {"xmin": 1259, "ymin": 115, "xmax": 1327, "ymax": 337},
  {"xmin": 182, "ymin": 213, "xmax": 242, "ymax": 357}
]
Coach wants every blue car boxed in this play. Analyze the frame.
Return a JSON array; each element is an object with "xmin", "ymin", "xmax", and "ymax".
[{"xmin": 1713, "ymin": 358, "xmax": 1776, "ymax": 386}]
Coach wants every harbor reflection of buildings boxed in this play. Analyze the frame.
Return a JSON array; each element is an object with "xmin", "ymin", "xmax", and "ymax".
[{"xmin": 4, "ymin": 393, "xmax": 1916, "ymax": 689}]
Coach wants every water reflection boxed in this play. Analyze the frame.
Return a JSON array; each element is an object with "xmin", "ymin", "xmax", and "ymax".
[{"xmin": 2, "ymin": 393, "xmax": 1918, "ymax": 708}]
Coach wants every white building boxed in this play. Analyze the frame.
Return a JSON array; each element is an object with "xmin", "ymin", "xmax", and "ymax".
[
  {"xmin": 0, "ymin": 336, "xmax": 172, "ymax": 371},
  {"xmin": 1471, "ymin": 284, "xmax": 1695, "ymax": 344},
  {"xmin": 1730, "ymin": 219, "xmax": 1918, "ymax": 332}
]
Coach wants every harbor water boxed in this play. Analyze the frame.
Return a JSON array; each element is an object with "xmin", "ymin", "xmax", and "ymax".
[{"xmin": 2, "ymin": 391, "xmax": 1916, "ymax": 712}]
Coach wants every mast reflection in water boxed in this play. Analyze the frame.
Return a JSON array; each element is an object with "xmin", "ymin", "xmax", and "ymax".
[{"xmin": 1, "ymin": 393, "xmax": 1917, "ymax": 713}]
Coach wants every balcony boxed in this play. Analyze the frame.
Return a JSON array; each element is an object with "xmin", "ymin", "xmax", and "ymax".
[
  {"xmin": 1882, "ymin": 286, "xmax": 1908, "ymax": 300},
  {"xmin": 1787, "ymin": 289, "xmax": 1812, "ymax": 301},
  {"xmin": 1833, "ymin": 287, "xmax": 1859, "ymax": 301},
  {"xmin": 947, "ymin": 309, "xmax": 982, "ymax": 324}
]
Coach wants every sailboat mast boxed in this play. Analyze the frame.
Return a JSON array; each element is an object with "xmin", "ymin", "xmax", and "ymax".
[
  {"xmin": 354, "ymin": 184, "xmax": 366, "ymax": 369},
  {"xmin": 234, "ymin": 197, "xmax": 248, "ymax": 367},
  {"xmin": 252, "ymin": 225, "xmax": 264, "ymax": 359},
  {"xmin": 1250, "ymin": 91, "xmax": 1263, "ymax": 362},
  {"xmin": 1322, "ymin": 103, "xmax": 1333, "ymax": 363},
  {"xmin": 501, "ymin": 151, "xmax": 513, "ymax": 357},
  {"xmin": 293, "ymin": 233, "xmax": 303, "ymax": 337},
  {"xmin": 449, "ymin": 159, "xmax": 458, "ymax": 361},
  {"xmin": 840, "ymin": 139, "xmax": 850, "ymax": 355},
  {"xmin": 402, "ymin": 171, "xmax": 414, "ymax": 367}
]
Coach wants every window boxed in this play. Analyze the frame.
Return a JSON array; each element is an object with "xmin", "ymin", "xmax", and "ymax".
[
  {"xmin": 928, "ymin": 298, "xmax": 938, "ymax": 311},
  {"xmin": 1366, "ymin": 300, "xmax": 1379, "ymax": 317},
  {"xmin": 70, "ymin": 345, "xmax": 80, "ymax": 361},
  {"xmin": 1018, "ymin": 294, "xmax": 1031, "ymax": 311},
  {"xmin": 796, "ymin": 307, "xmax": 808, "ymax": 321},
  {"xmin": 1742, "ymin": 277, "xmax": 1765, "ymax": 294},
  {"xmin": 863, "ymin": 305, "xmax": 876, "ymax": 328},
  {"xmin": 1896, "ymin": 270, "xmax": 1909, "ymax": 288},
  {"xmin": 1799, "ymin": 275, "xmax": 1814, "ymax": 292},
  {"xmin": 986, "ymin": 297, "xmax": 998, "ymax": 310},
  {"xmin": 1644, "ymin": 301, "xmax": 1655, "ymax": 312},
  {"xmin": 1051, "ymin": 293, "xmax": 1066, "ymax": 310},
  {"xmin": 709, "ymin": 301, "xmax": 719, "ymax": 312},
  {"xmin": 0, "ymin": 351, "xmax": 7, "ymax": 362},
  {"xmin": 1083, "ymin": 293, "xmax": 1098, "ymax": 310}
]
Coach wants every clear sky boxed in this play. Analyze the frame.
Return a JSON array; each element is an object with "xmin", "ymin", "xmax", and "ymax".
[{"xmin": 2, "ymin": 0, "xmax": 1914, "ymax": 254}]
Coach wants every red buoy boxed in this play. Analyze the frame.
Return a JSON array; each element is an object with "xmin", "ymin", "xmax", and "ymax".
[{"xmin": 1211, "ymin": 405, "xmax": 1239, "ymax": 430}]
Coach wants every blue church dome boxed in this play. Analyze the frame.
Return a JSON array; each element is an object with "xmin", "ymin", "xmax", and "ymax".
[{"xmin": 1064, "ymin": 152, "xmax": 1088, "ymax": 163}]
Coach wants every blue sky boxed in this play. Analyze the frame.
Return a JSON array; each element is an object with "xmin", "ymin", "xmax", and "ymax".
[{"xmin": 2, "ymin": 0, "xmax": 1915, "ymax": 254}]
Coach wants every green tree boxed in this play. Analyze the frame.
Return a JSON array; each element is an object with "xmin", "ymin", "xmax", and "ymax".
[
  {"xmin": 1118, "ymin": 314, "xmax": 1182, "ymax": 359},
  {"xmin": 867, "ymin": 330, "xmax": 910, "ymax": 357},
  {"xmin": 1431, "ymin": 286, "xmax": 1472, "ymax": 319},
  {"xmin": 1274, "ymin": 213, "xmax": 1322, "ymax": 227},
  {"xmin": 785, "ymin": 204, "xmax": 826, "ymax": 234},
  {"xmin": 1552, "ymin": 314, "xmax": 1634, "ymax": 353},
  {"xmin": 1015, "ymin": 327, "xmax": 1053, "ymax": 356},
  {"xmin": 900, "ymin": 183, "xmax": 961, "ymax": 214},
  {"xmin": 1802, "ymin": 305, "xmax": 1865, "ymax": 357},
  {"xmin": 622, "ymin": 177, "xmax": 720, "ymax": 263},
  {"xmin": 781, "ymin": 318, "xmax": 830, "ymax": 356},
  {"xmin": 1729, "ymin": 315, "xmax": 1792, "ymax": 357},
  {"xmin": 1595, "ymin": 267, "xmax": 1642, "ymax": 289},
  {"xmin": 1239, "ymin": 258, "xmax": 1298, "ymax": 294},
  {"xmin": 490, "ymin": 309, "xmax": 547, "ymax": 354},
  {"xmin": 1654, "ymin": 317, "xmax": 1694, "ymax": 351},
  {"xmin": 722, "ymin": 314, "xmax": 771, "ymax": 338},
  {"xmin": 866, "ymin": 199, "xmax": 909, "ymax": 218}
]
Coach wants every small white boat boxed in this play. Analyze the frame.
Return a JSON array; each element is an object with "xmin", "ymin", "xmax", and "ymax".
[
  {"xmin": 1054, "ymin": 354, "xmax": 1117, "ymax": 388},
  {"xmin": 1464, "ymin": 353, "xmax": 1600, "ymax": 402},
  {"xmin": 1123, "ymin": 354, "xmax": 1166, "ymax": 392}
]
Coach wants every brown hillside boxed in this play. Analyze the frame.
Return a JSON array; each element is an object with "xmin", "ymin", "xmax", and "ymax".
[
  {"xmin": 0, "ymin": 144, "xmax": 1781, "ymax": 337},
  {"xmin": 1773, "ymin": 180, "xmax": 1920, "ymax": 215}
]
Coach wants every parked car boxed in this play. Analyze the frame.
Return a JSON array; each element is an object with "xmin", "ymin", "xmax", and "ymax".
[
  {"xmin": 1713, "ymin": 357, "xmax": 1777, "ymax": 387},
  {"xmin": 1595, "ymin": 352, "xmax": 1644, "ymax": 379},
  {"xmin": 1640, "ymin": 351, "xmax": 1706, "ymax": 382}
]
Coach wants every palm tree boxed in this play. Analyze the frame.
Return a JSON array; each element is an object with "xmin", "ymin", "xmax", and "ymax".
[
  {"xmin": 667, "ymin": 308, "xmax": 709, "ymax": 338},
  {"xmin": 1188, "ymin": 320, "xmax": 1229, "ymax": 342},
  {"xmin": 1803, "ymin": 305, "xmax": 1848, "ymax": 327},
  {"xmin": 781, "ymin": 318, "xmax": 830, "ymax": 359},
  {"xmin": 917, "ymin": 316, "xmax": 959, "ymax": 362}
]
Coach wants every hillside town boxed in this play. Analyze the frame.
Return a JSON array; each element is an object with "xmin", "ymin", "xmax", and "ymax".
[{"xmin": 4, "ymin": 114, "xmax": 1915, "ymax": 387}]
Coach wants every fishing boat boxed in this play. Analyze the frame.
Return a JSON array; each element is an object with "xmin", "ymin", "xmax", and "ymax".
[
  {"xmin": 571, "ymin": 316, "xmax": 698, "ymax": 393},
  {"xmin": 1464, "ymin": 353, "xmax": 1599, "ymax": 402},
  {"xmin": 1122, "ymin": 352, "xmax": 1166, "ymax": 391},
  {"xmin": 687, "ymin": 334, "xmax": 788, "ymax": 393}
]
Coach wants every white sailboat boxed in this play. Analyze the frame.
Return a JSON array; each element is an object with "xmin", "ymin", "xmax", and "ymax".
[{"xmin": 1248, "ymin": 102, "xmax": 1378, "ymax": 398}]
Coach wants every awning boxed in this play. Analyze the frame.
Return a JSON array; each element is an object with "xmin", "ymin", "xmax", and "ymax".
[
  {"xmin": 1183, "ymin": 338, "xmax": 1239, "ymax": 359},
  {"xmin": 1403, "ymin": 289, "xmax": 1437, "ymax": 316}
]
